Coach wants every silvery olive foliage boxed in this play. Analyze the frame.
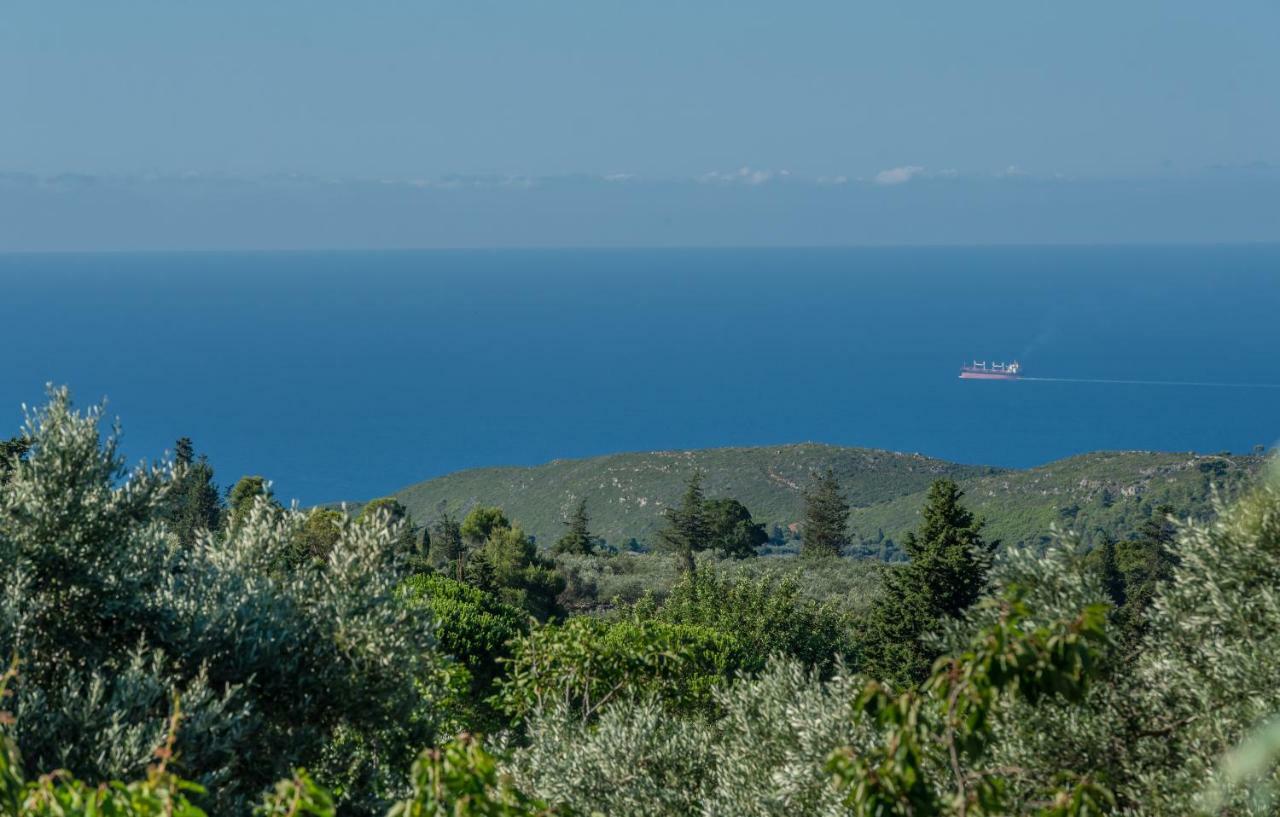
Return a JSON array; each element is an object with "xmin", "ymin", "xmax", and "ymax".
[
  {"xmin": 933, "ymin": 538, "xmax": 1124, "ymax": 814},
  {"xmin": 1126, "ymin": 480, "xmax": 1280, "ymax": 814},
  {"xmin": 509, "ymin": 658, "xmax": 871, "ymax": 817},
  {"xmin": 0, "ymin": 389, "xmax": 454, "ymax": 815},
  {"xmin": 941, "ymin": 480, "xmax": 1280, "ymax": 816}
]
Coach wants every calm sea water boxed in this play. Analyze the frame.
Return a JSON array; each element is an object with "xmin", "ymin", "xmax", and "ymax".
[{"xmin": 2, "ymin": 246, "xmax": 1278, "ymax": 505}]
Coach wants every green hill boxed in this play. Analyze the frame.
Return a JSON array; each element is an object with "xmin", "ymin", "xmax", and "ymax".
[{"xmin": 386, "ymin": 444, "xmax": 1265, "ymax": 556}]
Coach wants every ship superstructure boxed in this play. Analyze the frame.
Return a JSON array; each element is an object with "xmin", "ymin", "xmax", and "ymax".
[{"xmin": 959, "ymin": 360, "xmax": 1021, "ymax": 380}]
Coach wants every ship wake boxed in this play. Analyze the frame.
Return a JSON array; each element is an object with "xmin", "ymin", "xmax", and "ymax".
[{"xmin": 1021, "ymin": 376, "xmax": 1280, "ymax": 390}]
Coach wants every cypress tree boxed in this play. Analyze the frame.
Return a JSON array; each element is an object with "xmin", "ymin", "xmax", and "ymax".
[
  {"xmin": 553, "ymin": 497, "xmax": 597, "ymax": 556},
  {"xmin": 861, "ymin": 478, "xmax": 992, "ymax": 684},
  {"xmin": 657, "ymin": 471, "xmax": 710, "ymax": 573},
  {"xmin": 800, "ymin": 468, "xmax": 849, "ymax": 559}
]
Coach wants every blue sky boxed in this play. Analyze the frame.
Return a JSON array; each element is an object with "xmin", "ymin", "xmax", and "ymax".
[{"xmin": 3, "ymin": 1, "xmax": 1277, "ymax": 180}]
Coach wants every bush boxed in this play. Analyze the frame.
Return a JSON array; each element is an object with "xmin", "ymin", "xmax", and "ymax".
[
  {"xmin": 465, "ymin": 521, "xmax": 565, "ymax": 622},
  {"xmin": 510, "ymin": 659, "xmax": 869, "ymax": 817},
  {"xmin": 636, "ymin": 566, "xmax": 856, "ymax": 672},
  {"xmin": 400, "ymin": 574, "xmax": 529, "ymax": 729},
  {"xmin": 0, "ymin": 389, "xmax": 455, "ymax": 815},
  {"xmin": 496, "ymin": 616, "xmax": 757, "ymax": 723}
]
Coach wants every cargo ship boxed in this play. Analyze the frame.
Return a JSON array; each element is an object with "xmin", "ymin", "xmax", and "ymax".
[{"xmin": 959, "ymin": 360, "xmax": 1021, "ymax": 380}]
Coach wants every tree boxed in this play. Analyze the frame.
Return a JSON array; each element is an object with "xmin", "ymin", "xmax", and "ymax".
[
  {"xmin": 174, "ymin": 436, "xmax": 194, "ymax": 466},
  {"xmin": 703, "ymin": 498, "xmax": 766, "ymax": 559},
  {"xmin": 497, "ymin": 616, "xmax": 754, "ymax": 723},
  {"xmin": 552, "ymin": 498, "xmax": 597, "ymax": 556},
  {"xmin": 467, "ymin": 523, "xmax": 565, "ymax": 622},
  {"xmin": 656, "ymin": 471, "xmax": 710, "ymax": 573},
  {"xmin": 800, "ymin": 468, "xmax": 849, "ymax": 559},
  {"xmin": 294, "ymin": 507, "xmax": 345, "ymax": 563},
  {"xmin": 357, "ymin": 496, "xmax": 426, "ymax": 570},
  {"xmin": 461, "ymin": 506, "xmax": 510, "ymax": 546},
  {"xmin": 642, "ymin": 567, "xmax": 854, "ymax": 672},
  {"xmin": 1091, "ymin": 502, "xmax": 1179, "ymax": 651},
  {"xmin": 226, "ymin": 474, "xmax": 277, "ymax": 533},
  {"xmin": 861, "ymin": 479, "xmax": 992, "ymax": 684},
  {"xmin": 163, "ymin": 438, "xmax": 222, "ymax": 548},
  {"xmin": 0, "ymin": 388, "xmax": 454, "ymax": 814},
  {"xmin": 429, "ymin": 512, "xmax": 466, "ymax": 581},
  {"xmin": 829, "ymin": 585, "xmax": 1110, "ymax": 817},
  {"xmin": 0, "ymin": 435, "xmax": 30, "ymax": 484},
  {"xmin": 358, "ymin": 496, "xmax": 408, "ymax": 525},
  {"xmin": 400, "ymin": 573, "xmax": 530, "ymax": 730}
]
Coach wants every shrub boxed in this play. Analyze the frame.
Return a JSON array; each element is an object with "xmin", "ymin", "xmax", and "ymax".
[
  {"xmin": 638, "ymin": 566, "xmax": 855, "ymax": 672},
  {"xmin": 400, "ymin": 574, "xmax": 529, "ymax": 729},
  {"xmin": 496, "ymin": 616, "xmax": 756, "ymax": 723},
  {"xmin": 0, "ymin": 389, "xmax": 455, "ymax": 815},
  {"xmin": 510, "ymin": 659, "xmax": 870, "ymax": 817}
]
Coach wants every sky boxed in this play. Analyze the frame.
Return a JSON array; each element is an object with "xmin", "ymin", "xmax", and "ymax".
[
  {"xmin": 2, "ymin": 1, "xmax": 1278, "ymax": 180},
  {"xmin": 1, "ymin": 2, "xmax": 1277, "ymax": 249}
]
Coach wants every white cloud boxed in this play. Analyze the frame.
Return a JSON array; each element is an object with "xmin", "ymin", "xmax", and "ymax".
[
  {"xmin": 697, "ymin": 166, "xmax": 778, "ymax": 186},
  {"xmin": 874, "ymin": 165, "xmax": 925, "ymax": 186}
]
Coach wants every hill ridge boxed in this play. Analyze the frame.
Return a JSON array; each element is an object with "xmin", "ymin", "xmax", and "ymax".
[{"xmin": 387, "ymin": 443, "xmax": 1264, "ymax": 555}]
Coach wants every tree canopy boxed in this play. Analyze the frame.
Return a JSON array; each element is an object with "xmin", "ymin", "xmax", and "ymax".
[
  {"xmin": 800, "ymin": 468, "xmax": 850, "ymax": 559},
  {"xmin": 656, "ymin": 471, "xmax": 712, "ymax": 573},
  {"xmin": 860, "ymin": 478, "xmax": 991, "ymax": 684},
  {"xmin": 552, "ymin": 498, "xmax": 597, "ymax": 556},
  {"xmin": 704, "ymin": 497, "xmax": 766, "ymax": 559}
]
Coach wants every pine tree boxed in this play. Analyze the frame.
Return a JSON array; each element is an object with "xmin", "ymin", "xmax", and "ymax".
[
  {"xmin": 861, "ymin": 478, "xmax": 991, "ymax": 684},
  {"xmin": 461, "ymin": 512, "xmax": 565, "ymax": 621},
  {"xmin": 429, "ymin": 512, "xmax": 466, "ymax": 581},
  {"xmin": 800, "ymin": 468, "xmax": 849, "ymax": 559},
  {"xmin": 174, "ymin": 436, "xmax": 194, "ymax": 467},
  {"xmin": 163, "ymin": 438, "xmax": 222, "ymax": 547},
  {"xmin": 175, "ymin": 455, "xmax": 222, "ymax": 546},
  {"xmin": 657, "ymin": 471, "xmax": 711, "ymax": 573},
  {"xmin": 553, "ymin": 497, "xmax": 597, "ymax": 556},
  {"xmin": 1103, "ymin": 503, "xmax": 1179, "ymax": 650}
]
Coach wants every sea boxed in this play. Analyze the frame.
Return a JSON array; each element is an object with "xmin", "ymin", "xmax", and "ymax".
[{"xmin": 2, "ymin": 245, "xmax": 1278, "ymax": 506}]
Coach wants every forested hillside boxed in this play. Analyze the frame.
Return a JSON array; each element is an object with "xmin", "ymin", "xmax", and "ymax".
[{"xmin": 388, "ymin": 444, "xmax": 1263, "ymax": 556}]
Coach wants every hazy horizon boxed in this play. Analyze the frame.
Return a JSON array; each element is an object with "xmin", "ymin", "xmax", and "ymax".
[{"xmin": 4, "ymin": 168, "xmax": 1278, "ymax": 251}]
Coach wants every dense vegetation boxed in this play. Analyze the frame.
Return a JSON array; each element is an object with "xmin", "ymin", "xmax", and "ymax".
[
  {"xmin": 2, "ymin": 388, "xmax": 1279, "ymax": 816},
  {"xmin": 385, "ymin": 444, "xmax": 1263, "ymax": 556}
]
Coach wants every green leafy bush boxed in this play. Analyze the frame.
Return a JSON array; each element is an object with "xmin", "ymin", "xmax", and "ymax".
[
  {"xmin": 400, "ymin": 573, "xmax": 530, "ymax": 728},
  {"xmin": 636, "ymin": 566, "xmax": 855, "ymax": 672},
  {"xmin": 496, "ymin": 616, "xmax": 756, "ymax": 723}
]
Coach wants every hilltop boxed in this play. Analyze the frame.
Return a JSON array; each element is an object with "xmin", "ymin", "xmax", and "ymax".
[{"xmin": 386, "ymin": 444, "xmax": 1265, "ymax": 556}]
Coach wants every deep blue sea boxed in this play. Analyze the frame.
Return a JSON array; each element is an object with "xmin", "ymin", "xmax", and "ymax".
[{"xmin": 3, "ymin": 246, "xmax": 1278, "ymax": 505}]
